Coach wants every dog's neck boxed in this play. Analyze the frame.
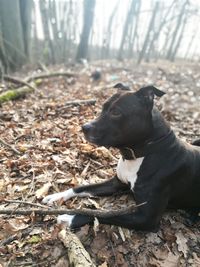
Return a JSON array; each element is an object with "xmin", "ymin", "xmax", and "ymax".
[{"xmin": 120, "ymin": 108, "xmax": 173, "ymax": 160}]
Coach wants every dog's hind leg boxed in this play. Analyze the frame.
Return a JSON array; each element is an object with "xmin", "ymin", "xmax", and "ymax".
[{"xmin": 42, "ymin": 176, "xmax": 129, "ymax": 205}]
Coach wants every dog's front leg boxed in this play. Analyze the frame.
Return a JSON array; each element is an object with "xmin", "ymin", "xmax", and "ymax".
[
  {"xmin": 42, "ymin": 176, "xmax": 129, "ymax": 205},
  {"xmin": 58, "ymin": 186, "xmax": 170, "ymax": 231}
]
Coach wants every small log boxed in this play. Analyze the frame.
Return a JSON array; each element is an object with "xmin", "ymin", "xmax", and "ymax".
[
  {"xmin": 59, "ymin": 229, "xmax": 95, "ymax": 267},
  {"xmin": 0, "ymin": 86, "xmax": 34, "ymax": 104}
]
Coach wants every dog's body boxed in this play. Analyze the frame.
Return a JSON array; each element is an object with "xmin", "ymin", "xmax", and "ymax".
[{"xmin": 43, "ymin": 86, "xmax": 200, "ymax": 231}]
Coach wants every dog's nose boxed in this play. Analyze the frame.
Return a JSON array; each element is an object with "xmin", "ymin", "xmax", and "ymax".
[{"xmin": 82, "ymin": 123, "xmax": 92, "ymax": 134}]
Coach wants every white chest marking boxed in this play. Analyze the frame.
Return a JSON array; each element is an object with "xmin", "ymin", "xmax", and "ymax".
[{"xmin": 116, "ymin": 156, "xmax": 144, "ymax": 189}]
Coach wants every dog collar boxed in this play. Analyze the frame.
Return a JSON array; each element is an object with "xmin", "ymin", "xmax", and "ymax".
[{"xmin": 120, "ymin": 130, "xmax": 175, "ymax": 160}]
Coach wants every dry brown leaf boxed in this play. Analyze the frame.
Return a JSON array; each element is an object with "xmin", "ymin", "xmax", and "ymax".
[{"xmin": 3, "ymin": 218, "xmax": 29, "ymax": 234}]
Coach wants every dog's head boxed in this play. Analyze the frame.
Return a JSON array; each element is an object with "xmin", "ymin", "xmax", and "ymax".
[{"xmin": 82, "ymin": 85, "xmax": 165, "ymax": 148}]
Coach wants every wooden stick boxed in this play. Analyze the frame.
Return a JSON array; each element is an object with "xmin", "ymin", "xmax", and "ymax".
[
  {"xmin": 58, "ymin": 99, "xmax": 96, "ymax": 109},
  {"xmin": 0, "ymin": 202, "xmax": 146, "ymax": 217},
  {"xmin": 59, "ymin": 229, "xmax": 95, "ymax": 267},
  {"xmin": 25, "ymin": 71, "xmax": 77, "ymax": 82},
  {"xmin": 0, "ymin": 138, "xmax": 21, "ymax": 154},
  {"xmin": 3, "ymin": 199, "xmax": 49, "ymax": 209}
]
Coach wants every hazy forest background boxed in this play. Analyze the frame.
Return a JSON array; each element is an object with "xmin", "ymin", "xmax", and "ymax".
[
  {"xmin": 0, "ymin": 0, "xmax": 200, "ymax": 72},
  {"xmin": 1, "ymin": 1, "xmax": 200, "ymax": 267}
]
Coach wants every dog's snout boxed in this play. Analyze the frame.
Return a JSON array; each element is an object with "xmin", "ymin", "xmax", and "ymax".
[{"xmin": 82, "ymin": 123, "xmax": 93, "ymax": 134}]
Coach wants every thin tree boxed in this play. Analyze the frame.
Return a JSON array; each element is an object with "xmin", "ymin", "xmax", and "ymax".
[
  {"xmin": 128, "ymin": 0, "xmax": 141, "ymax": 58},
  {"xmin": 39, "ymin": 1, "xmax": 55, "ymax": 64},
  {"xmin": 76, "ymin": 0, "xmax": 96, "ymax": 61},
  {"xmin": 117, "ymin": 0, "xmax": 137, "ymax": 60},
  {"xmin": 137, "ymin": 1, "xmax": 159, "ymax": 64},
  {"xmin": 166, "ymin": 0, "xmax": 189, "ymax": 61},
  {"xmin": 101, "ymin": 0, "xmax": 120, "ymax": 59},
  {"xmin": 145, "ymin": 1, "xmax": 175, "ymax": 62},
  {"xmin": 170, "ymin": 13, "xmax": 188, "ymax": 61}
]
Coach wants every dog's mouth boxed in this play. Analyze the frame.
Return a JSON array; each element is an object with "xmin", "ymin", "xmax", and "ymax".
[{"xmin": 84, "ymin": 134, "xmax": 104, "ymax": 145}]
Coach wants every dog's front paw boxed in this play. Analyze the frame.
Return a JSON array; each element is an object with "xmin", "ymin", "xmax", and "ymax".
[
  {"xmin": 57, "ymin": 214, "xmax": 93, "ymax": 229},
  {"xmin": 42, "ymin": 189, "xmax": 75, "ymax": 205},
  {"xmin": 57, "ymin": 214, "xmax": 75, "ymax": 227}
]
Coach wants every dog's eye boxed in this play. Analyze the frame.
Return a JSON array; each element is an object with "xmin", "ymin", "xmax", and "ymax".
[{"xmin": 110, "ymin": 109, "xmax": 121, "ymax": 118}]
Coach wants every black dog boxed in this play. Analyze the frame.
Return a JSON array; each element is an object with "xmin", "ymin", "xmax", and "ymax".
[{"xmin": 43, "ymin": 85, "xmax": 200, "ymax": 231}]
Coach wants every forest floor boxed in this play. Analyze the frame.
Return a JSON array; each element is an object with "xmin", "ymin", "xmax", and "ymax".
[{"xmin": 0, "ymin": 60, "xmax": 200, "ymax": 267}]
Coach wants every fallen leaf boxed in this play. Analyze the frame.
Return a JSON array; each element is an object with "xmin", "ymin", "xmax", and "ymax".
[{"xmin": 175, "ymin": 231, "xmax": 188, "ymax": 258}]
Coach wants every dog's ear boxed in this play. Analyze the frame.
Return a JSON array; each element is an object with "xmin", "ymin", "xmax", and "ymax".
[
  {"xmin": 113, "ymin": 83, "xmax": 130, "ymax": 91},
  {"xmin": 137, "ymin": 86, "xmax": 165, "ymax": 109}
]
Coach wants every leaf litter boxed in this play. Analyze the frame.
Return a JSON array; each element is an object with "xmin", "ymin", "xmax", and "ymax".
[{"xmin": 0, "ymin": 60, "xmax": 200, "ymax": 266}]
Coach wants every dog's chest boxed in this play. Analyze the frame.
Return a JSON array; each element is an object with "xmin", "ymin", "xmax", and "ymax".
[{"xmin": 116, "ymin": 156, "xmax": 144, "ymax": 189}]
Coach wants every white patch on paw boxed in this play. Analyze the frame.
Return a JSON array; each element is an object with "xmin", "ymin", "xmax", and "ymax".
[
  {"xmin": 42, "ymin": 188, "xmax": 75, "ymax": 205},
  {"xmin": 57, "ymin": 214, "xmax": 75, "ymax": 226},
  {"xmin": 42, "ymin": 188, "xmax": 93, "ymax": 205}
]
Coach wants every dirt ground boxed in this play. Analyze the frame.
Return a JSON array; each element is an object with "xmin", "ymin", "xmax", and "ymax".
[{"xmin": 0, "ymin": 60, "xmax": 200, "ymax": 266}]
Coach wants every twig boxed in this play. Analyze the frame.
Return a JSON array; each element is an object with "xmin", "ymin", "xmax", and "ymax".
[
  {"xmin": 0, "ymin": 138, "xmax": 21, "ymax": 155},
  {"xmin": 59, "ymin": 229, "xmax": 95, "ymax": 267},
  {"xmin": 0, "ymin": 202, "xmax": 146, "ymax": 217},
  {"xmin": 4, "ymin": 75, "xmax": 36, "ymax": 91},
  {"xmin": 25, "ymin": 71, "xmax": 77, "ymax": 82},
  {"xmin": 2, "ymin": 199, "xmax": 49, "ymax": 209}
]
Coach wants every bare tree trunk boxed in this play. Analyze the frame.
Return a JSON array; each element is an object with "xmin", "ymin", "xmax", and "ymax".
[
  {"xmin": 59, "ymin": 1, "xmax": 70, "ymax": 60},
  {"xmin": 166, "ymin": 0, "xmax": 189, "ymax": 61},
  {"xmin": 0, "ymin": 0, "xmax": 29, "ymax": 71},
  {"xmin": 137, "ymin": 1, "xmax": 159, "ymax": 64},
  {"xmin": 117, "ymin": 0, "xmax": 137, "ymax": 60},
  {"xmin": 19, "ymin": 0, "xmax": 33, "ymax": 58},
  {"xmin": 39, "ymin": 1, "xmax": 55, "ymax": 64},
  {"xmin": 101, "ymin": 0, "xmax": 119, "ymax": 59},
  {"xmin": 49, "ymin": 0, "xmax": 59, "ymax": 62},
  {"xmin": 170, "ymin": 14, "xmax": 188, "ymax": 61},
  {"xmin": 128, "ymin": 0, "xmax": 141, "ymax": 58},
  {"xmin": 145, "ymin": 1, "xmax": 175, "ymax": 62},
  {"xmin": 0, "ymin": 20, "xmax": 8, "ymax": 73},
  {"xmin": 76, "ymin": 0, "xmax": 96, "ymax": 61},
  {"xmin": 184, "ymin": 29, "xmax": 197, "ymax": 59}
]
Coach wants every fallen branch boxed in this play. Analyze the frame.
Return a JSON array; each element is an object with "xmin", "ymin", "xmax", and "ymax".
[
  {"xmin": 26, "ymin": 71, "xmax": 77, "ymax": 82},
  {"xmin": 59, "ymin": 229, "xmax": 95, "ymax": 267},
  {"xmin": 0, "ymin": 202, "xmax": 146, "ymax": 217},
  {"xmin": 0, "ymin": 86, "xmax": 34, "ymax": 104},
  {"xmin": 0, "ymin": 138, "xmax": 21, "ymax": 154},
  {"xmin": 58, "ymin": 99, "xmax": 96, "ymax": 109},
  {"xmin": 4, "ymin": 75, "xmax": 36, "ymax": 91}
]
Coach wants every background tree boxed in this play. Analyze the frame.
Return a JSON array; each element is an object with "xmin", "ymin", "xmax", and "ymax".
[
  {"xmin": 0, "ymin": 0, "xmax": 200, "ymax": 72},
  {"xmin": 0, "ymin": 0, "xmax": 33, "ymax": 71},
  {"xmin": 76, "ymin": 0, "xmax": 96, "ymax": 61}
]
